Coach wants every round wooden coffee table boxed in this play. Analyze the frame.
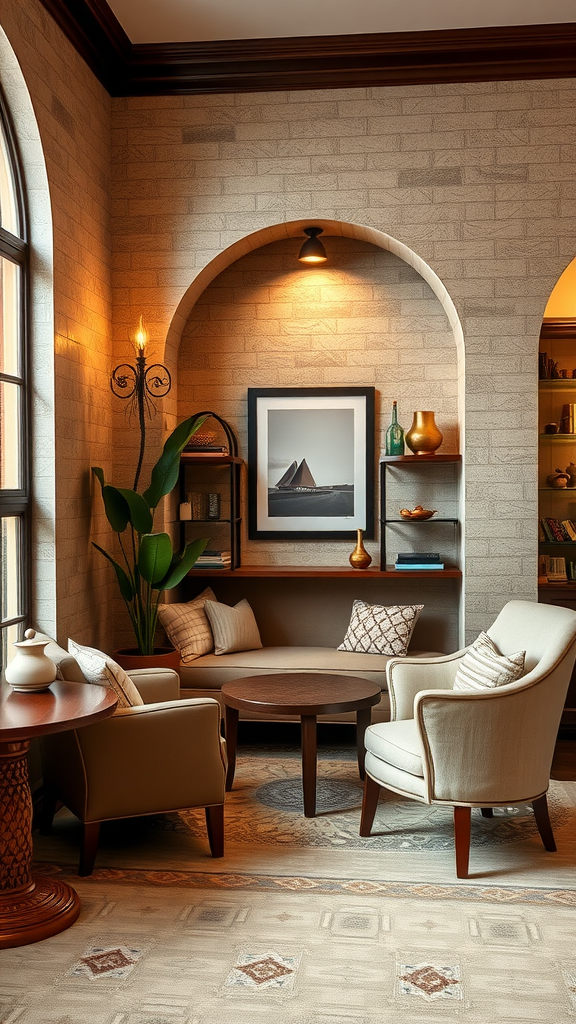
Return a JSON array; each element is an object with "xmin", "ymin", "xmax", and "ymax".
[{"xmin": 221, "ymin": 673, "xmax": 381, "ymax": 817}]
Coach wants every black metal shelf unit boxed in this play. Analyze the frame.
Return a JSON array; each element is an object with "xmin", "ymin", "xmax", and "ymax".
[
  {"xmin": 179, "ymin": 412, "xmax": 243, "ymax": 571},
  {"xmin": 379, "ymin": 454, "xmax": 462, "ymax": 571}
]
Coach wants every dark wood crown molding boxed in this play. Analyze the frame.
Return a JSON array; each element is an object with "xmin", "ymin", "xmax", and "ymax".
[{"xmin": 38, "ymin": 0, "xmax": 576, "ymax": 95}]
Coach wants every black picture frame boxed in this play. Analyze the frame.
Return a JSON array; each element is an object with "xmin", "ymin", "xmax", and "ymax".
[{"xmin": 247, "ymin": 387, "xmax": 375, "ymax": 540}]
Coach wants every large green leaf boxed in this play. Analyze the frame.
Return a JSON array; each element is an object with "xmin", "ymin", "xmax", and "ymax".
[
  {"xmin": 116, "ymin": 488, "xmax": 153, "ymax": 534},
  {"xmin": 138, "ymin": 532, "xmax": 173, "ymax": 585},
  {"xmin": 158, "ymin": 537, "xmax": 209, "ymax": 590},
  {"xmin": 142, "ymin": 414, "xmax": 209, "ymax": 509},
  {"xmin": 92, "ymin": 542, "xmax": 135, "ymax": 601},
  {"xmin": 92, "ymin": 466, "xmax": 105, "ymax": 488},
  {"xmin": 101, "ymin": 485, "xmax": 130, "ymax": 533}
]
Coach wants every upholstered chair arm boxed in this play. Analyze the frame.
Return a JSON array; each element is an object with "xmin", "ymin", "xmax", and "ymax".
[
  {"xmin": 387, "ymin": 650, "xmax": 466, "ymax": 720},
  {"xmin": 127, "ymin": 667, "xmax": 180, "ymax": 703},
  {"xmin": 414, "ymin": 679, "xmax": 562, "ymax": 805},
  {"xmin": 41, "ymin": 698, "xmax": 226, "ymax": 825}
]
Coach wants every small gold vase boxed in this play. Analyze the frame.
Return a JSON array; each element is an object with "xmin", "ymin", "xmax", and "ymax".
[
  {"xmin": 405, "ymin": 411, "xmax": 443, "ymax": 456},
  {"xmin": 349, "ymin": 528, "xmax": 372, "ymax": 569}
]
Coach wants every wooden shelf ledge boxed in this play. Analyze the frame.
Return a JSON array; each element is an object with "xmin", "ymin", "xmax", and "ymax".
[{"xmin": 188, "ymin": 564, "xmax": 462, "ymax": 579}]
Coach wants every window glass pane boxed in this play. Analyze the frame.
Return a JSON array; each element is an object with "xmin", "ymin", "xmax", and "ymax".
[
  {"xmin": 0, "ymin": 257, "xmax": 20, "ymax": 375},
  {"xmin": 0, "ymin": 120, "xmax": 18, "ymax": 235},
  {"xmin": 0, "ymin": 379, "xmax": 21, "ymax": 489},
  {"xmin": 1, "ymin": 621, "xmax": 22, "ymax": 682},
  {"xmin": 1, "ymin": 516, "xmax": 21, "ymax": 621}
]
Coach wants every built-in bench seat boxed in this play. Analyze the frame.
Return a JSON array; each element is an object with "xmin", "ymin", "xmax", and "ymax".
[{"xmin": 179, "ymin": 645, "xmax": 441, "ymax": 723}]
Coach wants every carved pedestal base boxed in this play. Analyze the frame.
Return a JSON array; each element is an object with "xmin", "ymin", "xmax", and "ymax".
[
  {"xmin": 0, "ymin": 739, "xmax": 80, "ymax": 948},
  {"xmin": 0, "ymin": 876, "xmax": 80, "ymax": 948}
]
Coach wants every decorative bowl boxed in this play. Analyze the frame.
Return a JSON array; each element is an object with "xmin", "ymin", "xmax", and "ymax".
[
  {"xmin": 191, "ymin": 431, "xmax": 217, "ymax": 447},
  {"xmin": 399, "ymin": 505, "xmax": 438, "ymax": 520}
]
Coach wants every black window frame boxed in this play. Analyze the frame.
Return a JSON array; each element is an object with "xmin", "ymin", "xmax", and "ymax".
[{"xmin": 0, "ymin": 87, "xmax": 29, "ymax": 675}]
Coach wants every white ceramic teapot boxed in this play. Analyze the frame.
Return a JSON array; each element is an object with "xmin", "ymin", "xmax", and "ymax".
[{"xmin": 5, "ymin": 629, "xmax": 57, "ymax": 692}]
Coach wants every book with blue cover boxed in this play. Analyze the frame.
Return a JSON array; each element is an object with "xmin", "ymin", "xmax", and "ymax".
[{"xmin": 395, "ymin": 562, "xmax": 444, "ymax": 570}]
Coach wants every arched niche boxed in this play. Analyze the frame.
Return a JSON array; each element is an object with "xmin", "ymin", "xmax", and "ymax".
[{"xmin": 165, "ymin": 220, "xmax": 465, "ymax": 648}]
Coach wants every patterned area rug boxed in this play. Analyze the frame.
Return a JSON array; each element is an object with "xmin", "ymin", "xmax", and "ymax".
[
  {"xmin": 33, "ymin": 748, "xmax": 576, "ymax": 892},
  {"xmin": 163, "ymin": 753, "xmax": 572, "ymax": 851},
  {"xmin": 4, "ymin": 870, "xmax": 576, "ymax": 1024}
]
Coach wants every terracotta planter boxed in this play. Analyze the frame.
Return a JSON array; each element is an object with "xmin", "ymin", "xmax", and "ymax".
[{"xmin": 113, "ymin": 647, "xmax": 181, "ymax": 672}]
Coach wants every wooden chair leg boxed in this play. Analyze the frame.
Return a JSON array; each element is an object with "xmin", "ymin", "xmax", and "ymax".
[
  {"xmin": 532, "ymin": 793, "xmax": 556, "ymax": 852},
  {"xmin": 205, "ymin": 804, "xmax": 224, "ymax": 858},
  {"xmin": 480, "ymin": 807, "xmax": 493, "ymax": 818},
  {"xmin": 453, "ymin": 806, "xmax": 471, "ymax": 878},
  {"xmin": 359, "ymin": 774, "xmax": 381, "ymax": 837},
  {"xmin": 79, "ymin": 822, "xmax": 100, "ymax": 876}
]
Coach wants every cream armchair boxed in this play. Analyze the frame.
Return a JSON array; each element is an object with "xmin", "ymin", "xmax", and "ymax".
[
  {"xmin": 359, "ymin": 600, "xmax": 576, "ymax": 878},
  {"xmin": 38, "ymin": 635, "xmax": 227, "ymax": 875}
]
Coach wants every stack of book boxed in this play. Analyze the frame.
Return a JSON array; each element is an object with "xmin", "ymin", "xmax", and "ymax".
[
  {"xmin": 394, "ymin": 552, "xmax": 444, "ymax": 571},
  {"xmin": 539, "ymin": 518, "xmax": 576, "ymax": 543},
  {"xmin": 193, "ymin": 549, "xmax": 231, "ymax": 570},
  {"xmin": 539, "ymin": 555, "xmax": 569, "ymax": 582}
]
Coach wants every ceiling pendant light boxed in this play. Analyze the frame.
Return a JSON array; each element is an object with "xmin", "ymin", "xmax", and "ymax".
[{"xmin": 298, "ymin": 226, "xmax": 327, "ymax": 264}]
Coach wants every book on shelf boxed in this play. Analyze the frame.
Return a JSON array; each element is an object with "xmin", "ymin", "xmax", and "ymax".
[
  {"xmin": 396, "ymin": 552, "xmax": 442, "ymax": 564},
  {"xmin": 542, "ymin": 555, "xmax": 568, "ymax": 582},
  {"xmin": 394, "ymin": 562, "xmax": 445, "ymax": 570},
  {"xmin": 540, "ymin": 517, "xmax": 571, "ymax": 542},
  {"xmin": 562, "ymin": 520, "xmax": 576, "ymax": 541},
  {"xmin": 183, "ymin": 447, "xmax": 228, "ymax": 456},
  {"xmin": 194, "ymin": 549, "xmax": 231, "ymax": 568}
]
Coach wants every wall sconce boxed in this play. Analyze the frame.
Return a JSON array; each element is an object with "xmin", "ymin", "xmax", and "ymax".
[
  {"xmin": 110, "ymin": 316, "xmax": 172, "ymax": 489},
  {"xmin": 298, "ymin": 226, "xmax": 327, "ymax": 264}
]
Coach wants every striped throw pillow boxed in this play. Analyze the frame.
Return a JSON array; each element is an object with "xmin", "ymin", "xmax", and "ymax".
[
  {"xmin": 204, "ymin": 598, "xmax": 262, "ymax": 655},
  {"xmin": 453, "ymin": 632, "xmax": 525, "ymax": 691}
]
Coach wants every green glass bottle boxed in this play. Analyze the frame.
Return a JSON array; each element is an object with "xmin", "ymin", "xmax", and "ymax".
[{"xmin": 385, "ymin": 400, "xmax": 404, "ymax": 456}]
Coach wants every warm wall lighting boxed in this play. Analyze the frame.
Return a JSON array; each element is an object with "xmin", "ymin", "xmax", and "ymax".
[
  {"xmin": 133, "ymin": 314, "xmax": 149, "ymax": 355},
  {"xmin": 298, "ymin": 226, "xmax": 327, "ymax": 264},
  {"xmin": 110, "ymin": 317, "xmax": 172, "ymax": 489}
]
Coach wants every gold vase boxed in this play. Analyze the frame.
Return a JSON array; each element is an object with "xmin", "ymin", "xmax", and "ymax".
[
  {"xmin": 349, "ymin": 528, "xmax": 372, "ymax": 569},
  {"xmin": 405, "ymin": 411, "xmax": 443, "ymax": 456}
]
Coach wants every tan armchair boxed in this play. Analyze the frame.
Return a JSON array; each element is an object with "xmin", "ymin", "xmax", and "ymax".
[
  {"xmin": 38, "ymin": 636, "xmax": 226, "ymax": 875},
  {"xmin": 359, "ymin": 600, "xmax": 576, "ymax": 878}
]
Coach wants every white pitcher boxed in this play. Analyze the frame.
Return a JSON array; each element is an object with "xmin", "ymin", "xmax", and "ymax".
[{"xmin": 5, "ymin": 629, "xmax": 57, "ymax": 692}]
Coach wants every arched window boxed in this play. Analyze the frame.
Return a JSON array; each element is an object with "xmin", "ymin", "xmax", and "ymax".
[{"xmin": 0, "ymin": 92, "xmax": 28, "ymax": 678}]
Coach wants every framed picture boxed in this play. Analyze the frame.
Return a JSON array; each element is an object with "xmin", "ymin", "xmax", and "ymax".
[{"xmin": 247, "ymin": 387, "xmax": 375, "ymax": 540}]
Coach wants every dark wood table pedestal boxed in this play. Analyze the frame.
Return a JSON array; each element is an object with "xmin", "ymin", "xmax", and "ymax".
[
  {"xmin": 0, "ymin": 680, "xmax": 117, "ymax": 948},
  {"xmin": 222, "ymin": 673, "xmax": 381, "ymax": 818}
]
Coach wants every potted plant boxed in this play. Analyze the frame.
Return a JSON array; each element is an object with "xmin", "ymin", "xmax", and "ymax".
[{"xmin": 92, "ymin": 413, "xmax": 208, "ymax": 667}]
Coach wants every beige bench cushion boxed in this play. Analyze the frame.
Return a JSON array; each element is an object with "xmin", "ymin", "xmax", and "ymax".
[{"xmin": 178, "ymin": 645, "xmax": 440, "ymax": 690}]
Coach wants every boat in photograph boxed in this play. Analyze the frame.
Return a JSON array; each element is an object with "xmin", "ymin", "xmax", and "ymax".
[{"xmin": 268, "ymin": 458, "xmax": 354, "ymax": 517}]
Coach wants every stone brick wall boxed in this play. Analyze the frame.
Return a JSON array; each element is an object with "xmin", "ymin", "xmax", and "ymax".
[
  {"xmin": 1, "ymin": 0, "xmax": 114, "ymax": 648},
  {"xmin": 2, "ymin": 0, "xmax": 576, "ymax": 650},
  {"xmin": 112, "ymin": 79, "xmax": 576, "ymax": 643}
]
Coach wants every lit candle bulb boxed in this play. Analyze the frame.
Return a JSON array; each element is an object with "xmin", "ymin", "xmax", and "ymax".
[{"xmin": 134, "ymin": 316, "xmax": 148, "ymax": 355}]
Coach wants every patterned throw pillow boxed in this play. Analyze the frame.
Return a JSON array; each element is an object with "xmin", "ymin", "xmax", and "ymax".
[
  {"xmin": 453, "ymin": 631, "xmax": 525, "ymax": 691},
  {"xmin": 337, "ymin": 600, "xmax": 424, "ymax": 656},
  {"xmin": 68, "ymin": 639, "xmax": 144, "ymax": 708},
  {"xmin": 157, "ymin": 587, "xmax": 216, "ymax": 664},
  {"xmin": 204, "ymin": 598, "xmax": 263, "ymax": 656}
]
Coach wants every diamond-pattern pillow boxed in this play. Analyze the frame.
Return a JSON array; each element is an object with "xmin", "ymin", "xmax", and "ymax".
[
  {"xmin": 337, "ymin": 600, "xmax": 424, "ymax": 656},
  {"xmin": 453, "ymin": 631, "xmax": 525, "ymax": 691},
  {"xmin": 157, "ymin": 587, "xmax": 216, "ymax": 664}
]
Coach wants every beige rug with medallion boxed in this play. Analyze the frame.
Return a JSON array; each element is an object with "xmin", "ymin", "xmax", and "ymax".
[{"xmin": 13, "ymin": 746, "xmax": 576, "ymax": 1023}]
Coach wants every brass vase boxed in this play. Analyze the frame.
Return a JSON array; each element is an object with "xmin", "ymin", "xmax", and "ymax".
[
  {"xmin": 349, "ymin": 528, "xmax": 372, "ymax": 569},
  {"xmin": 405, "ymin": 411, "xmax": 443, "ymax": 456}
]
